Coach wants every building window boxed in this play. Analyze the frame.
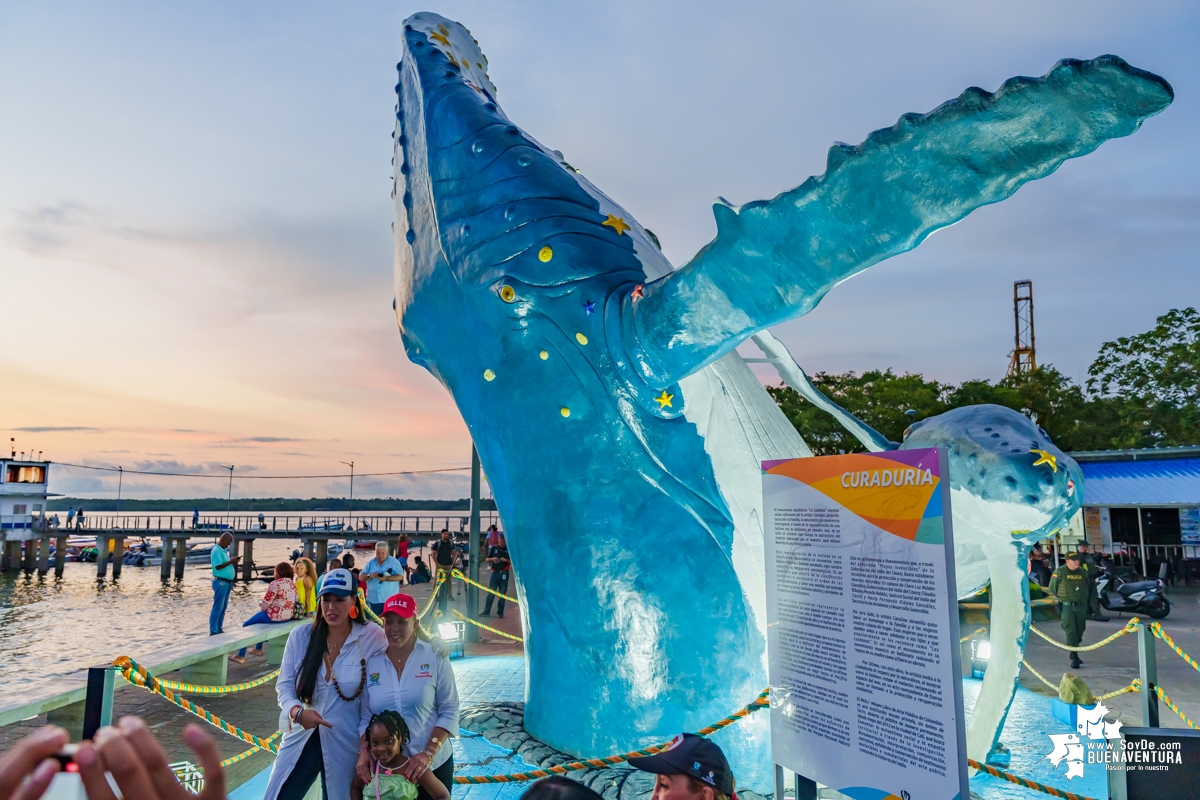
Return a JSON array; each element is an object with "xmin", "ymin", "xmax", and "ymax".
[
  {"xmin": 5, "ymin": 466, "xmax": 45, "ymax": 484},
  {"xmin": 12, "ymin": 505, "xmax": 27, "ymax": 515}
]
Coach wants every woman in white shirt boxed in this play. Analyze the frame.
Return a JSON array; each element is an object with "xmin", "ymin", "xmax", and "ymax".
[
  {"xmin": 357, "ymin": 593, "xmax": 460, "ymax": 800},
  {"xmin": 264, "ymin": 568, "xmax": 387, "ymax": 800}
]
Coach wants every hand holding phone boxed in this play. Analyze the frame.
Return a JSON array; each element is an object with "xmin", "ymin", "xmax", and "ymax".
[{"xmin": 0, "ymin": 725, "xmax": 68, "ymax": 800}]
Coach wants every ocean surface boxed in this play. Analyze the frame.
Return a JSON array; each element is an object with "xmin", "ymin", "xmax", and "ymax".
[{"xmin": 0, "ymin": 533, "xmax": 453, "ymax": 691}]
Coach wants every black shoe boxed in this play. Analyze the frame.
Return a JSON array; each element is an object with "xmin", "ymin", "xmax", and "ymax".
[
  {"xmin": 480, "ymin": 610, "xmax": 491, "ymax": 617},
  {"xmin": 498, "ymin": 613, "xmax": 505, "ymax": 618},
  {"xmin": 1071, "ymin": 656, "xmax": 1082, "ymax": 669}
]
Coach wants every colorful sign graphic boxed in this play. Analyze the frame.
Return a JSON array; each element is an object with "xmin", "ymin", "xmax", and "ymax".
[{"xmin": 763, "ymin": 449, "xmax": 968, "ymax": 800}]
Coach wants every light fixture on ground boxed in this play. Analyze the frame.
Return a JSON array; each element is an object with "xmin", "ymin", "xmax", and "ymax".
[
  {"xmin": 437, "ymin": 621, "xmax": 466, "ymax": 658},
  {"xmin": 971, "ymin": 639, "xmax": 991, "ymax": 679}
]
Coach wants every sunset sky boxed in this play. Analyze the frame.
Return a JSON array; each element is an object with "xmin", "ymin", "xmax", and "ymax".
[{"xmin": 2, "ymin": 1, "xmax": 1197, "ymax": 500}]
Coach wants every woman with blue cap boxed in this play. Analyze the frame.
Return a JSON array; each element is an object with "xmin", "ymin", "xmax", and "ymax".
[{"xmin": 263, "ymin": 568, "xmax": 388, "ymax": 800}]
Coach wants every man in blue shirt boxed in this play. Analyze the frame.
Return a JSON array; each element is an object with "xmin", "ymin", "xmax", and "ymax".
[
  {"xmin": 209, "ymin": 532, "xmax": 239, "ymax": 635},
  {"xmin": 360, "ymin": 541, "xmax": 405, "ymax": 616}
]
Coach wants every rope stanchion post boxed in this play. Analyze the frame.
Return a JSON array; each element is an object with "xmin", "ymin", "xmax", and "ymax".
[{"xmin": 1137, "ymin": 621, "xmax": 1159, "ymax": 727}]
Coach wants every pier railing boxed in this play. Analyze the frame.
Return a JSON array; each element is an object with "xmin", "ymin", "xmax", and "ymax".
[{"xmin": 60, "ymin": 511, "xmax": 500, "ymax": 536}]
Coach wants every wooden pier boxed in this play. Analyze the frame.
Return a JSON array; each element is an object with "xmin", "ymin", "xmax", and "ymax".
[{"xmin": 0, "ymin": 511, "xmax": 498, "ymax": 580}]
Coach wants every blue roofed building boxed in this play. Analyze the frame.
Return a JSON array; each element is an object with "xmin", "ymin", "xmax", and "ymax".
[{"xmin": 1070, "ymin": 446, "xmax": 1200, "ymax": 582}]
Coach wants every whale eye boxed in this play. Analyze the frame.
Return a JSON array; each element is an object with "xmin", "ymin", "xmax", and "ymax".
[
  {"xmin": 472, "ymin": 140, "xmax": 485, "ymax": 155},
  {"xmin": 499, "ymin": 285, "xmax": 517, "ymax": 303},
  {"xmin": 517, "ymin": 154, "xmax": 531, "ymax": 167}
]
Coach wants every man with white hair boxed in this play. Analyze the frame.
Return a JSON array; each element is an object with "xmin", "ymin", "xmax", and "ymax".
[{"xmin": 360, "ymin": 541, "xmax": 405, "ymax": 616}]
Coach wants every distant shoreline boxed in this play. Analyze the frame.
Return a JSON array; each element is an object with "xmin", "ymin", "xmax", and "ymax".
[{"xmin": 46, "ymin": 497, "xmax": 496, "ymax": 512}]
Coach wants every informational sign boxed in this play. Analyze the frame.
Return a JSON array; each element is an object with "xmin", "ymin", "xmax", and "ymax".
[
  {"xmin": 1179, "ymin": 507, "xmax": 1200, "ymax": 546},
  {"xmin": 1085, "ymin": 507, "xmax": 1105, "ymax": 547},
  {"xmin": 763, "ymin": 449, "xmax": 968, "ymax": 800}
]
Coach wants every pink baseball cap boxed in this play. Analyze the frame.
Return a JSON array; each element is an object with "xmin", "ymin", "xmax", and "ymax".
[{"xmin": 382, "ymin": 594, "xmax": 417, "ymax": 619}]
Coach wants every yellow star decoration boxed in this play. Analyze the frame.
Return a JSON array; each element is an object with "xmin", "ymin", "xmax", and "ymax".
[
  {"xmin": 1030, "ymin": 449, "xmax": 1058, "ymax": 473},
  {"xmin": 429, "ymin": 31, "xmax": 450, "ymax": 46},
  {"xmin": 601, "ymin": 214, "xmax": 630, "ymax": 236},
  {"xmin": 655, "ymin": 391, "xmax": 674, "ymax": 409}
]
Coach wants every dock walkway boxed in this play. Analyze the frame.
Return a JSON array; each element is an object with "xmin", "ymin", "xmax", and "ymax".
[
  {"xmin": 0, "ymin": 511, "xmax": 500, "ymax": 580},
  {"xmin": 0, "ymin": 575, "xmax": 522, "ymax": 792}
]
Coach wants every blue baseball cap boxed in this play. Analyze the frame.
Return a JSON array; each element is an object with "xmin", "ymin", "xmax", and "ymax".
[
  {"xmin": 628, "ymin": 733, "xmax": 735, "ymax": 796},
  {"xmin": 318, "ymin": 568, "xmax": 356, "ymax": 597}
]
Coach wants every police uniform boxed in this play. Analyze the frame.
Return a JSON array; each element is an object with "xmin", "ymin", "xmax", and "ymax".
[
  {"xmin": 1049, "ymin": 557, "xmax": 1095, "ymax": 668},
  {"xmin": 1077, "ymin": 549, "xmax": 1110, "ymax": 621}
]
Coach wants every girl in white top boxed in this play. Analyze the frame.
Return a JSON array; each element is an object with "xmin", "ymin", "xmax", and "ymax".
[
  {"xmin": 357, "ymin": 594, "xmax": 460, "ymax": 799},
  {"xmin": 265, "ymin": 568, "xmax": 388, "ymax": 800}
]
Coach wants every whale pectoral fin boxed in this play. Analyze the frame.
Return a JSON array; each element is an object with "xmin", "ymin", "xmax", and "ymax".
[
  {"xmin": 626, "ymin": 57, "xmax": 1172, "ymax": 387},
  {"xmin": 966, "ymin": 543, "xmax": 1034, "ymax": 765},
  {"xmin": 750, "ymin": 331, "xmax": 896, "ymax": 453}
]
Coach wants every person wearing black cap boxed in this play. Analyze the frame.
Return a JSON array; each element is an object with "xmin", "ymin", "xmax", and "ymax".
[{"xmin": 628, "ymin": 733, "xmax": 735, "ymax": 800}]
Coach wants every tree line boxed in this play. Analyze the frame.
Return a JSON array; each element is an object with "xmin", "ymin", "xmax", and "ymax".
[
  {"xmin": 768, "ymin": 307, "xmax": 1200, "ymax": 455},
  {"xmin": 47, "ymin": 497, "xmax": 498, "ymax": 512}
]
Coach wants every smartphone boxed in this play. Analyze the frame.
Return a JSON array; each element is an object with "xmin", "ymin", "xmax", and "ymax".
[{"xmin": 43, "ymin": 746, "xmax": 123, "ymax": 800}]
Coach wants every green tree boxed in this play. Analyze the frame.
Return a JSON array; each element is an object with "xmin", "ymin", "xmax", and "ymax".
[
  {"xmin": 767, "ymin": 370, "xmax": 949, "ymax": 455},
  {"xmin": 1086, "ymin": 307, "xmax": 1200, "ymax": 446}
]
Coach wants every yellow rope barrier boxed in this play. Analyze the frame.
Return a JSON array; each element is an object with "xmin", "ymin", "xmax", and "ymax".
[
  {"xmin": 1029, "ymin": 618, "xmax": 1140, "ymax": 652},
  {"xmin": 218, "ymin": 731, "xmax": 282, "ymax": 768},
  {"xmin": 1098, "ymin": 679, "xmax": 1141, "ymax": 702},
  {"xmin": 960, "ymin": 626, "xmax": 987, "ymax": 643},
  {"xmin": 1021, "ymin": 659, "xmax": 1059, "ymax": 691},
  {"xmin": 1154, "ymin": 684, "xmax": 1199, "ymax": 730},
  {"xmin": 967, "ymin": 758, "xmax": 1096, "ymax": 800},
  {"xmin": 153, "ymin": 670, "xmax": 280, "ymax": 695},
  {"xmin": 113, "ymin": 657, "xmax": 280, "ymax": 753},
  {"xmin": 421, "ymin": 572, "xmax": 448, "ymax": 619},
  {"xmin": 453, "ymin": 690, "xmax": 769, "ymax": 784},
  {"xmin": 452, "ymin": 609, "xmax": 524, "ymax": 642},
  {"xmin": 1150, "ymin": 622, "xmax": 1200, "ymax": 674},
  {"xmin": 452, "ymin": 569, "xmax": 519, "ymax": 604},
  {"xmin": 1022, "ymin": 658, "xmax": 1140, "ymax": 702}
]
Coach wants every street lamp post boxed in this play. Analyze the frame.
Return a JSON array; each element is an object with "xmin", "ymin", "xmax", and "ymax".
[
  {"xmin": 115, "ymin": 466, "xmax": 123, "ymax": 530},
  {"xmin": 220, "ymin": 465, "xmax": 234, "ymax": 524},
  {"xmin": 339, "ymin": 461, "xmax": 355, "ymax": 530}
]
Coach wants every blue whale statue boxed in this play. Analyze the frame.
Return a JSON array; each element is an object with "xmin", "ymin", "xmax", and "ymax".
[{"xmin": 390, "ymin": 12, "xmax": 1171, "ymax": 786}]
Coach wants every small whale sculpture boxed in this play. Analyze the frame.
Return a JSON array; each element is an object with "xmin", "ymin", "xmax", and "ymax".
[{"xmin": 391, "ymin": 11, "xmax": 1170, "ymax": 786}]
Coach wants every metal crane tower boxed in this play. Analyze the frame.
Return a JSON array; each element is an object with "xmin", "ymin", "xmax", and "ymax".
[{"xmin": 1006, "ymin": 279, "xmax": 1036, "ymax": 377}]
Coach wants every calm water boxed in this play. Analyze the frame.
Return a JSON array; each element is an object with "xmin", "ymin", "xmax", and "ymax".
[{"xmin": 0, "ymin": 538, "xmax": 315, "ymax": 691}]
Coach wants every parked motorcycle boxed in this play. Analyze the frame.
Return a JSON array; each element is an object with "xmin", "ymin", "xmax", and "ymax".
[{"xmin": 1096, "ymin": 567, "xmax": 1170, "ymax": 619}]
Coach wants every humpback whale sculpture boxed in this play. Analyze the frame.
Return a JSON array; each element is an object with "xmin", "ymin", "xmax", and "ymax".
[{"xmin": 390, "ymin": 12, "xmax": 1171, "ymax": 786}]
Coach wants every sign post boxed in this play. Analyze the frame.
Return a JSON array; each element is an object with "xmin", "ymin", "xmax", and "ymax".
[{"xmin": 763, "ymin": 449, "xmax": 968, "ymax": 800}]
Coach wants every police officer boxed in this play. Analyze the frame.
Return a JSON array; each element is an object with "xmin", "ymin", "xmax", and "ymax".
[
  {"xmin": 1049, "ymin": 553, "xmax": 1095, "ymax": 669},
  {"xmin": 1076, "ymin": 542, "xmax": 1111, "ymax": 622}
]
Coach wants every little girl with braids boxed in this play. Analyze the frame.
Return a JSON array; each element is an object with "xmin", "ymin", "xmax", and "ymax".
[{"xmin": 351, "ymin": 711, "xmax": 450, "ymax": 800}]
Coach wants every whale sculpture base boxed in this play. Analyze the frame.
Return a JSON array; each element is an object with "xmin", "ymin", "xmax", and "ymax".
[{"xmin": 460, "ymin": 702, "xmax": 775, "ymax": 800}]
